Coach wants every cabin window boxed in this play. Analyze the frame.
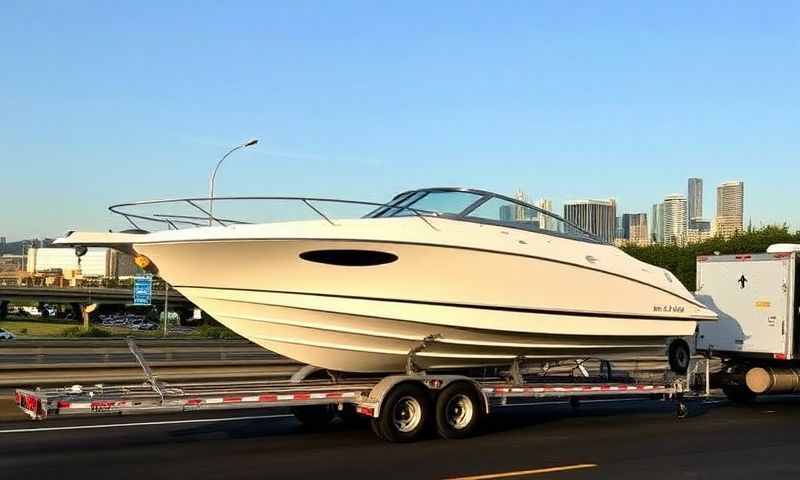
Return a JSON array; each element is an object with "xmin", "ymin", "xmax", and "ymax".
[{"xmin": 299, "ymin": 249, "xmax": 398, "ymax": 267}]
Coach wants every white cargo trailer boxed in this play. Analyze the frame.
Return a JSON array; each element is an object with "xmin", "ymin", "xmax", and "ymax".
[{"xmin": 695, "ymin": 245, "xmax": 800, "ymax": 400}]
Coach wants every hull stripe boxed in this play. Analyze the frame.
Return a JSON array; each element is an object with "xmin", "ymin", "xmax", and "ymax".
[{"xmin": 177, "ymin": 284, "xmax": 699, "ymax": 322}]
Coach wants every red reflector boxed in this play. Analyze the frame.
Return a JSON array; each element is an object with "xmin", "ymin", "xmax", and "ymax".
[
  {"xmin": 735, "ymin": 255, "xmax": 752, "ymax": 261},
  {"xmin": 356, "ymin": 406, "xmax": 374, "ymax": 417},
  {"xmin": 697, "ymin": 256, "xmax": 709, "ymax": 262},
  {"xmin": 57, "ymin": 401, "xmax": 71, "ymax": 409},
  {"xmin": 223, "ymin": 396, "xmax": 242, "ymax": 403},
  {"xmin": 773, "ymin": 253, "xmax": 791, "ymax": 259},
  {"xmin": 258, "ymin": 394, "xmax": 278, "ymax": 402},
  {"xmin": 774, "ymin": 353, "xmax": 787, "ymax": 360},
  {"xmin": 294, "ymin": 393, "xmax": 311, "ymax": 401}
]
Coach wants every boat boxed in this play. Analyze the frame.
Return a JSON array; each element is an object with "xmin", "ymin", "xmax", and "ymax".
[{"xmin": 55, "ymin": 188, "xmax": 717, "ymax": 373}]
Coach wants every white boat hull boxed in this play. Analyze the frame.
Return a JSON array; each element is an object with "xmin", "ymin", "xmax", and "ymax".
[
  {"xmin": 111, "ymin": 217, "xmax": 715, "ymax": 373},
  {"xmin": 180, "ymin": 286, "xmax": 687, "ymax": 372}
]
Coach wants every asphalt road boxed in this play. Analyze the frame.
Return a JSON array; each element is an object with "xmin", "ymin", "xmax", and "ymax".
[{"xmin": 3, "ymin": 396, "xmax": 800, "ymax": 479}]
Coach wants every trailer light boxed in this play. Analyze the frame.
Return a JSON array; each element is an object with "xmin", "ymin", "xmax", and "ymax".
[
  {"xmin": 774, "ymin": 353, "xmax": 787, "ymax": 360},
  {"xmin": 134, "ymin": 254, "xmax": 152, "ymax": 269},
  {"xmin": 356, "ymin": 406, "xmax": 374, "ymax": 417}
]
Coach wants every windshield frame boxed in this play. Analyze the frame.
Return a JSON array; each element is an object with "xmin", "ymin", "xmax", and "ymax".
[{"xmin": 370, "ymin": 187, "xmax": 601, "ymax": 244}]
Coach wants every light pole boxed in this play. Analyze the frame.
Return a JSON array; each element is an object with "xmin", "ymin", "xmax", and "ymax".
[{"xmin": 208, "ymin": 139, "xmax": 258, "ymax": 225}]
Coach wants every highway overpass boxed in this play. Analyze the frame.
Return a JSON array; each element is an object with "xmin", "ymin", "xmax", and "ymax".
[{"xmin": 0, "ymin": 286, "xmax": 192, "ymax": 320}]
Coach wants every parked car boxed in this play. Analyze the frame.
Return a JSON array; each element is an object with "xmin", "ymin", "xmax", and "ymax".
[{"xmin": 0, "ymin": 328, "xmax": 16, "ymax": 341}]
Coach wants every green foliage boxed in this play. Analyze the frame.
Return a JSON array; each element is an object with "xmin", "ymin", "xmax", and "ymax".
[
  {"xmin": 622, "ymin": 225, "xmax": 800, "ymax": 291},
  {"xmin": 196, "ymin": 324, "xmax": 240, "ymax": 339},
  {"xmin": 61, "ymin": 326, "xmax": 113, "ymax": 337}
]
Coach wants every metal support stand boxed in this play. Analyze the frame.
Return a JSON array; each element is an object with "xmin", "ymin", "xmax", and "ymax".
[
  {"xmin": 126, "ymin": 337, "xmax": 166, "ymax": 403},
  {"xmin": 509, "ymin": 356, "xmax": 525, "ymax": 386},
  {"xmin": 600, "ymin": 360, "xmax": 613, "ymax": 380},
  {"xmin": 405, "ymin": 334, "xmax": 442, "ymax": 375}
]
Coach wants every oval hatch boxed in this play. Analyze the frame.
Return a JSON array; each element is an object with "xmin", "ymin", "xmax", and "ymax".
[{"xmin": 299, "ymin": 249, "xmax": 398, "ymax": 267}]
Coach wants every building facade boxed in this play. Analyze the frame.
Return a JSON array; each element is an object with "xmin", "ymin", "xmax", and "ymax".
[
  {"xmin": 687, "ymin": 218, "xmax": 712, "ymax": 244},
  {"xmin": 715, "ymin": 181, "xmax": 744, "ymax": 238},
  {"xmin": 687, "ymin": 177, "xmax": 703, "ymax": 221},
  {"xmin": 663, "ymin": 194, "xmax": 688, "ymax": 246},
  {"xmin": 535, "ymin": 198, "xmax": 555, "ymax": 231},
  {"xmin": 628, "ymin": 213, "xmax": 649, "ymax": 246},
  {"xmin": 563, "ymin": 199, "xmax": 617, "ymax": 243},
  {"xmin": 25, "ymin": 247, "xmax": 140, "ymax": 279},
  {"xmin": 651, "ymin": 203, "xmax": 665, "ymax": 244}
]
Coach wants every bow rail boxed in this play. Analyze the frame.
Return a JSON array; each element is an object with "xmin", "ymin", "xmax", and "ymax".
[{"xmin": 108, "ymin": 196, "xmax": 439, "ymax": 231}]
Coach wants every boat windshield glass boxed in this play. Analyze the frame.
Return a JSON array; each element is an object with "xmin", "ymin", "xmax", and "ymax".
[
  {"xmin": 386, "ymin": 191, "xmax": 482, "ymax": 217},
  {"xmin": 467, "ymin": 197, "xmax": 596, "ymax": 241},
  {"xmin": 370, "ymin": 188, "xmax": 599, "ymax": 242}
]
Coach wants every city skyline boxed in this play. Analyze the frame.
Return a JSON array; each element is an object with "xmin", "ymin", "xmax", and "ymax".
[{"xmin": 0, "ymin": 175, "xmax": 769, "ymax": 243}]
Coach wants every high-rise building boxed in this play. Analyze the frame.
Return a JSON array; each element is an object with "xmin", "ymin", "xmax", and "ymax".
[
  {"xmin": 687, "ymin": 218, "xmax": 712, "ymax": 244},
  {"xmin": 651, "ymin": 203, "xmax": 665, "ymax": 244},
  {"xmin": 534, "ymin": 199, "xmax": 555, "ymax": 231},
  {"xmin": 628, "ymin": 213, "xmax": 649, "ymax": 246},
  {"xmin": 616, "ymin": 216, "xmax": 625, "ymax": 240},
  {"xmin": 663, "ymin": 194, "xmax": 688, "ymax": 246},
  {"xmin": 0, "ymin": 236, "xmax": 5, "ymax": 255},
  {"xmin": 563, "ymin": 199, "xmax": 617, "ymax": 243},
  {"xmin": 715, "ymin": 181, "xmax": 744, "ymax": 239},
  {"xmin": 687, "ymin": 178, "xmax": 703, "ymax": 221}
]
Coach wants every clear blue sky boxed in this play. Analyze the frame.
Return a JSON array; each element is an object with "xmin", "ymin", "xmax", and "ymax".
[{"xmin": 2, "ymin": 1, "xmax": 798, "ymax": 240}]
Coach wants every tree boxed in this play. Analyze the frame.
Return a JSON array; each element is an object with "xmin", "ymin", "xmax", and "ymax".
[{"xmin": 621, "ymin": 225, "xmax": 800, "ymax": 290}]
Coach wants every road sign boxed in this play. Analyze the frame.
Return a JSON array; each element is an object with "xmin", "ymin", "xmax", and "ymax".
[{"xmin": 133, "ymin": 275, "xmax": 153, "ymax": 306}]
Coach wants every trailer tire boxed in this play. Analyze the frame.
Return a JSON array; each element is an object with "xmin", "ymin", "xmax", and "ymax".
[
  {"xmin": 292, "ymin": 405, "xmax": 337, "ymax": 429},
  {"xmin": 372, "ymin": 383, "xmax": 431, "ymax": 443},
  {"xmin": 435, "ymin": 382, "xmax": 483, "ymax": 440},
  {"xmin": 668, "ymin": 340, "xmax": 691, "ymax": 375}
]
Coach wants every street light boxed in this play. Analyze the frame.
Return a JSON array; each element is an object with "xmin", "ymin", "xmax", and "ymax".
[{"xmin": 208, "ymin": 139, "xmax": 258, "ymax": 225}]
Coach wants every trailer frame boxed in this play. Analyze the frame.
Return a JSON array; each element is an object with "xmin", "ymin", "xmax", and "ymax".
[{"xmin": 14, "ymin": 339, "xmax": 701, "ymax": 442}]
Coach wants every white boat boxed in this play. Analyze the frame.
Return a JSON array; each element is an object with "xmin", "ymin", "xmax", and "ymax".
[{"xmin": 56, "ymin": 188, "xmax": 716, "ymax": 373}]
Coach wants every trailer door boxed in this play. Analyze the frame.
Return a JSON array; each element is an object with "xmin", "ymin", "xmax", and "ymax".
[{"xmin": 697, "ymin": 257, "xmax": 791, "ymax": 357}]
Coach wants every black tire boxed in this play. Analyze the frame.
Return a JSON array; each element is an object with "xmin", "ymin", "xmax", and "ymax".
[
  {"xmin": 291, "ymin": 405, "xmax": 337, "ymax": 429},
  {"xmin": 435, "ymin": 382, "xmax": 483, "ymax": 440},
  {"xmin": 722, "ymin": 385, "xmax": 757, "ymax": 404},
  {"xmin": 668, "ymin": 340, "xmax": 691, "ymax": 375},
  {"xmin": 373, "ymin": 383, "xmax": 431, "ymax": 443}
]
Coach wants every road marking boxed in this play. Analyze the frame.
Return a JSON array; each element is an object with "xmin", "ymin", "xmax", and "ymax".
[
  {"xmin": 446, "ymin": 464, "xmax": 598, "ymax": 479},
  {"xmin": 0, "ymin": 414, "xmax": 294, "ymax": 434}
]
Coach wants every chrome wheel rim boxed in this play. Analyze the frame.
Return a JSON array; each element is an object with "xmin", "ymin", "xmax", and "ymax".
[
  {"xmin": 392, "ymin": 396, "xmax": 423, "ymax": 433},
  {"xmin": 445, "ymin": 394, "xmax": 474, "ymax": 430}
]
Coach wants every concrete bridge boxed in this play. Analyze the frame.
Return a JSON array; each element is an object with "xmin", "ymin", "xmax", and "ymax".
[{"xmin": 0, "ymin": 286, "xmax": 192, "ymax": 321}]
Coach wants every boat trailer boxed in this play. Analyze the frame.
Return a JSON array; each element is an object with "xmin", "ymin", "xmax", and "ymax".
[{"xmin": 14, "ymin": 338, "xmax": 710, "ymax": 442}]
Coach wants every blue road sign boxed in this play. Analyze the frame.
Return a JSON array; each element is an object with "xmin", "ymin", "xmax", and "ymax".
[{"xmin": 133, "ymin": 275, "xmax": 153, "ymax": 306}]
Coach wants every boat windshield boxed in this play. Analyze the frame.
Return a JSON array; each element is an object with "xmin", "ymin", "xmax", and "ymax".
[{"xmin": 370, "ymin": 188, "xmax": 600, "ymax": 243}]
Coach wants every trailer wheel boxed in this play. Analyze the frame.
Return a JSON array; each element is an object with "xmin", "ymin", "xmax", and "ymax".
[
  {"xmin": 372, "ymin": 383, "xmax": 431, "ymax": 443},
  {"xmin": 668, "ymin": 340, "xmax": 691, "ymax": 375},
  {"xmin": 292, "ymin": 405, "xmax": 337, "ymax": 429},
  {"xmin": 435, "ymin": 382, "xmax": 483, "ymax": 440}
]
